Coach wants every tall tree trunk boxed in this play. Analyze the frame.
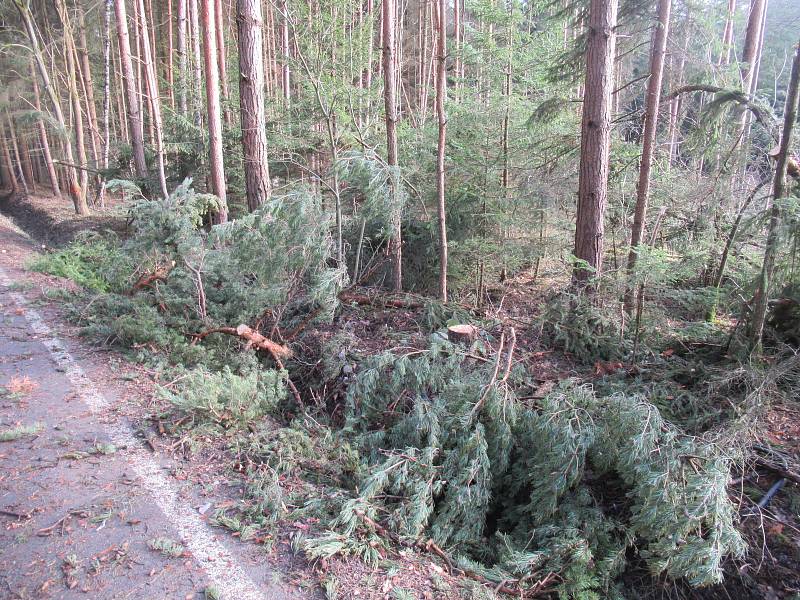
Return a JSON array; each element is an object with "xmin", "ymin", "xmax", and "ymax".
[
  {"xmin": 166, "ymin": 0, "xmax": 175, "ymax": 109},
  {"xmin": 749, "ymin": 39, "xmax": 800, "ymax": 351},
  {"xmin": 137, "ymin": 0, "xmax": 169, "ymax": 198},
  {"xmin": 6, "ymin": 112, "xmax": 29, "ymax": 194},
  {"xmin": 0, "ymin": 121, "xmax": 18, "ymax": 193},
  {"xmin": 189, "ymin": 0, "xmax": 204, "ymax": 126},
  {"xmin": 114, "ymin": 0, "xmax": 149, "ymax": 181},
  {"xmin": 77, "ymin": 2, "xmax": 103, "ymax": 162},
  {"xmin": 435, "ymin": 0, "xmax": 448, "ymax": 301},
  {"xmin": 177, "ymin": 0, "xmax": 189, "ymax": 114},
  {"xmin": 58, "ymin": 1, "xmax": 90, "ymax": 205},
  {"xmin": 99, "ymin": 0, "xmax": 112, "ymax": 207},
  {"xmin": 718, "ymin": 0, "xmax": 736, "ymax": 66},
  {"xmin": 214, "ymin": 0, "xmax": 231, "ymax": 125},
  {"xmin": 624, "ymin": 0, "xmax": 671, "ymax": 310},
  {"xmin": 14, "ymin": 0, "xmax": 88, "ymax": 214},
  {"xmin": 202, "ymin": 0, "xmax": 228, "ymax": 222},
  {"xmin": 667, "ymin": 21, "xmax": 689, "ymax": 170},
  {"xmin": 237, "ymin": 0, "xmax": 272, "ymax": 211},
  {"xmin": 740, "ymin": 0, "xmax": 767, "ymax": 91},
  {"xmin": 454, "ymin": 0, "xmax": 461, "ymax": 100},
  {"xmin": 383, "ymin": 0, "xmax": 402, "ymax": 291},
  {"xmin": 31, "ymin": 61, "xmax": 61, "ymax": 198},
  {"xmin": 19, "ymin": 136, "xmax": 36, "ymax": 192},
  {"xmin": 280, "ymin": 0, "xmax": 291, "ymax": 104},
  {"xmin": 572, "ymin": 0, "xmax": 618, "ymax": 283}
]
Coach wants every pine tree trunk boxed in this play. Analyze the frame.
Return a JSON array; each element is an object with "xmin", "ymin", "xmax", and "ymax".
[
  {"xmin": 741, "ymin": 0, "xmax": 767, "ymax": 90},
  {"xmin": 435, "ymin": 0, "xmax": 448, "ymax": 301},
  {"xmin": 31, "ymin": 61, "xmax": 61, "ymax": 198},
  {"xmin": 718, "ymin": 0, "xmax": 736, "ymax": 65},
  {"xmin": 177, "ymin": 0, "xmax": 189, "ymax": 114},
  {"xmin": 624, "ymin": 0, "xmax": 671, "ymax": 310},
  {"xmin": 114, "ymin": 0, "xmax": 149, "ymax": 181},
  {"xmin": 77, "ymin": 2, "xmax": 103, "ymax": 162},
  {"xmin": 237, "ymin": 0, "xmax": 272, "ymax": 211},
  {"xmin": 572, "ymin": 0, "xmax": 618, "ymax": 283},
  {"xmin": 99, "ymin": 0, "xmax": 112, "ymax": 207},
  {"xmin": 214, "ymin": 0, "xmax": 231, "ymax": 125},
  {"xmin": 383, "ymin": 0, "xmax": 402, "ymax": 291},
  {"xmin": 0, "ymin": 121, "xmax": 18, "ymax": 193},
  {"xmin": 281, "ymin": 0, "xmax": 291, "ymax": 104},
  {"xmin": 19, "ymin": 136, "xmax": 36, "ymax": 192},
  {"xmin": 667, "ymin": 22, "xmax": 689, "ymax": 170},
  {"xmin": 14, "ymin": 0, "xmax": 88, "ymax": 214},
  {"xmin": 166, "ymin": 0, "xmax": 175, "ymax": 110},
  {"xmin": 749, "ymin": 39, "xmax": 800, "ymax": 351},
  {"xmin": 189, "ymin": 0, "xmax": 204, "ymax": 126},
  {"xmin": 137, "ymin": 0, "xmax": 169, "ymax": 198},
  {"xmin": 454, "ymin": 0, "xmax": 461, "ymax": 101},
  {"xmin": 58, "ymin": 2, "xmax": 90, "ymax": 206},
  {"xmin": 202, "ymin": 0, "xmax": 228, "ymax": 222},
  {"xmin": 6, "ymin": 112, "xmax": 29, "ymax": 194}
]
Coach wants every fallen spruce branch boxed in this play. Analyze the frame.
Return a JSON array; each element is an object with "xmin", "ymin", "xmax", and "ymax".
[
  {"xmin": 338, "ymin": 289, "xmax": 424, "ymax": 309},
  {"xmin": 353, "ymin": 509, "xmax": 556, "ymax": 597},
  {"xmin": 193, "ymin": 325, "xmax": 302, "ymax": 406},
  {"xmin": 194, "ymin": 325, "xmax": 292, "ymax": 360},
  {"xmin": 129, "ymin": 263, "xmax": 174, "ymax": 295}
]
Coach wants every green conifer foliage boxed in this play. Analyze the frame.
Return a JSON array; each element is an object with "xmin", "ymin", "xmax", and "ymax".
[{"xmin": 314, "ymin": 339, "xmax": 745, "ymax": 595}]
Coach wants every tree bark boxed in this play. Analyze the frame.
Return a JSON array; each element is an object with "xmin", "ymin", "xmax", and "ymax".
[
  {"xmin": 214, "ymin": 0, "xmax": 231, "ymax": 125},
  {"xmin": 280, "ymin": 0, "xmax": 291, "ymax": 104},
  {"xmin": 177, "ymin": 0, "xmax": 189, "ymax": 114},
  {"xmin": 58, "ymin": 5, "xmax": 90, "ymax": 206},
  {"xmin": 6, "ymin": 112, "xmax": 28, "ymax": 194},
  {"xmin": 383, "ymin": 0, "xmax": 403, "ymax": 291},
  {"xmin": 625, "ymin": 0, "xmax": 671, "ymax": 310},
  {"xmin": 572, "ymin": 0, "xmax": 618, "ymax": 283},
  {"xmin": 136, "ymin": 0, "xmax": 170, "ymax": 198},
  {"xmin": 0, "ymin": 121, "xmax": 18, "ymax": 193},
  {"xmin": 31, "ymin": 61, "xmax": 61, "ymax": 198},
  {"xmin": 202, "ymin": 0, "xmax": 228, "ymax": 222},
  {"xmin": 749, "ymin": 39, "xmax": 800, "ymax": 351},
  {"xmin": 237, "ymin": 0, "xmax": 272, "ymax": 211},
  {"xmin": 14, "ymin": 0, "xmax": 88, "ymax": 214},
  {"xmin": 189, "ymin": 0, "xmax": 204, "ymax": 126},
  {"xmin": 435, "ymin": 0, "xmax": 448, "ymax": 301},
  {"xmin": 99, "ymin": 0, "xmax": 112, "ymax": 207},
  {"xmin": 718, "ymin": 0, "xmax": 736, "ymax": 66},
  {"xmin": 114, "ymin": 0, "xmax": 149, "ymax": 181},
  {"xmin": 76, "ymin": 2, "xmax": 103, "ymax": 163},
  {"xmin": 740, "ymin": 0, "xmax": 767, "ymax": 90}
]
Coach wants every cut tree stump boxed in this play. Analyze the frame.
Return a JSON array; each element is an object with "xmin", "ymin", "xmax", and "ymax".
[{"xmin": 447, "ymin": 324, "xmax": 477, "ymax": 344}]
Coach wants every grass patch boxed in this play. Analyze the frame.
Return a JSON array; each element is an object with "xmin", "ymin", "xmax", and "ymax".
[
  {"xmin": 0, "ymin": 422, "xmax": 43, "ymax": 441},
  {"xmin": 147, "ymin": 537, "xmax": 186, "ymax": 558}
]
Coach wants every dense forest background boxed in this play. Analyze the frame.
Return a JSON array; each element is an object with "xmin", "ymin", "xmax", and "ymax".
[{"xmin": 2, "ymin": 0, "xmax": 800, "ymax": 598}]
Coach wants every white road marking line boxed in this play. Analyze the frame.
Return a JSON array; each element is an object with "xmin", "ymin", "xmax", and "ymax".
[{"xmin": 0, "ymin": 266, "xmax": 268, "ymax": 600}]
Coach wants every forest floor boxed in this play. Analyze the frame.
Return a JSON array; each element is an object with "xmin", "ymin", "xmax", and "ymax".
[{"xmin": 3, "ymin": 191, "xmax": 800, "ymax": 600}]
